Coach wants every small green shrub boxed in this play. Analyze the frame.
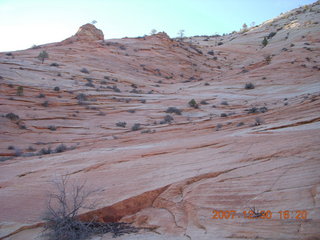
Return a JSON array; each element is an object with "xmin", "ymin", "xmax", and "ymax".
[
  {"xmin": 17, "ymin": 86, "xmax": 24, "ymax": 96},
  {"xmin": 188, "ymin": 99, "xmax": 199, "ymax": 108},
  {"xmin": 38, "ymin": 50, "xmax": 49, "ymax": 63},
  {"xmin": 131, "ymin": 123, "xmax": 141, "ymax": 131},
  {"xmin": 262, "ymin": 37, "xmax": 268, "ymax": 47}
]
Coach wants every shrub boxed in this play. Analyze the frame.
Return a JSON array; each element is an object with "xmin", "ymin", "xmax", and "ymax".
[
  {"xmin": 267, "ymin": 32, "xmax": 277, "ymax": 39},
  {"xmin": 165, "ymin": 107, "xmax": 182, "ymax": 115},
  {"xmin": 48, "ymin": 125, "xmax": 57, "ymax": 131},
  {"xmin": 80, "ymin": 68, "xmax": 90, "ymax": 74},
  {"xmin": 55, "ymin": 144, "xmax": 67, "ymax": 153},
  {"xmin": 116, "ymin": 122, "xmax": 127, "ymax": 128},
  {"xmin": 131, "ymin": 123, "xmax": 141, "ymax": 131},
  {"xmin": 5, "ymin": 113, "xmax": 20, "ymax": 121},
  {"xmin": 43, "ymin": 176, "xmax": 138, "ymax": 240},
  {"xmin": 207, "ymin": 50, "xmax": 214, "ymax": 56},
  {"xmin": 38, "ymin": 93, "xmax": 46, "ymax": 98},
  {"xmin": 17, "ymin": 86, "xmax": 24, "ymax": 96},
  {"xmin": 160, "ymin": 115, "xmax": 174, "ymax": 124},
  {"xmin": 50, "ymin": 63, "xmax": 59, "ymax": 67},
  {"xmin": 38, "ymin": 50, "xmax": 49, "ymax": 63},
  {"xmin": 39, "ymin": 147, "xmax": 53, "ymax": 155},
  {"xmin": 237, "ymin": 122, "xmax": 244, "ymax": 127},
  {"xmin": 200, "ymin": 100, "xmax": 209, "ymax": 105},
  {"xmin": 85, "ymin": 82, "xmax": 95, "ymax": 87},
  {"xmin": 262, "ymin": 37, "xmax": 268, "ymax": 47},
  {"xmin": 54, "ymin": 86, "xmax": 60, "ymax": 92},
  {"xmin": 42, "ymin": 101, "xmax": 49, "ymax": 107},
  {"xmin": 188, "ymin": 99, "xmax": 199, "ymax": 108},
  {"xmin": 76, "ymin": 93, "xmax": 88, "ymax": 102},
  {"xmin": 220, "ymin": 113, "xmax": 227, "ymax": 117},
  {"xmin": 112, "ymin": 86, "xmax": 121, "ymax": 92},
  {"xmin": 221, "ymin": 101, "xmax": 228, "ymax": 105},
  {"xmin": 245, "ymin": 82, "xmax": 255, "ymax": 89}
]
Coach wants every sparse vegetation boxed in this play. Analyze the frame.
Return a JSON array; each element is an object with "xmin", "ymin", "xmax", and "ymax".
[
  {"xmin": 221, "ymin": 101, "xmax": 228, "ymax": 106},
  {"xmin": 245, "ymin": 82, "xmax": 255, "ymax": 89},
  {"xmin": 131, "ymin": 123, "xmax": 141, "ymax": 131},
  {"xmin": 160, "ymin": 115, "xmax": 174, "ymax": 124},
  {"xmin": 50, "ymin": 63, "xmax": 59, "ymax": 67},
  {"xmin": 262, "ymin": 37, "xmax": 268, "ymax": 47},
  {"xmin": 17, "ymin": 86, "xmax": 24, "ymax": 96},
  {"xmin": 42, "ymin": 101, "xmax": 49, "ymax": 107},
  {"xmin": 220, "ymin": 113, "xmax": 227, "ymax": 117},
  {"xmin": 116, "ymin": 122, "xmax": 127, "ymax": 128},
  {"xmin": 5, "ymin": 113, "xmax": 20, "ymax": 121},
  {"xmin": 43, "ymin": 176, "xmax": 138, "ymax": 240},
  {"xmin": 38, "ymin": 50, "xmax": 49, "ymax": 63},
  {"xmin": 55, "ymin": 144, "xmax": 67, "ymax": 153},
  {"xmin": 166, "ymin": 107, "xmax": 182, "ymax": 115},
  {"xmin": 188, "ymin": 99, "xmax": 199, "ymax": 108},
  {"xmin": 54, "ymin": 86, "xmax": 60, "ymax": 92},
  {"xmin": 80, "ymin": 68, "xmax": 90, "ymax": 74},
  {"xmin": 48, "ymin": 125, "xmax": 57, "ymax": 131}
]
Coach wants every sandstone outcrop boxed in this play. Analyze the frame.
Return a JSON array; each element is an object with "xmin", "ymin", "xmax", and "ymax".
[{"xmin": 62, "ymin": 23, "xmax": 104, "ymax": 44}]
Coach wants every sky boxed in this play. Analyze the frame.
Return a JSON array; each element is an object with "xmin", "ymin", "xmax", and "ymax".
[{"xmin": 0, "ymin": 0, "xmax": 317, "ymax": 52}]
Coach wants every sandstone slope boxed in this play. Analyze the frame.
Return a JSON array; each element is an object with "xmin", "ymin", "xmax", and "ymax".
[{"xmin": 0, "ymin": 2, "xmax": 320, "ymax": 240}]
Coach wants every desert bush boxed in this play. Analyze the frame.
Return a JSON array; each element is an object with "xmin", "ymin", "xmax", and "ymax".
[
  {"xmin": 131, "ymin": 123, "xmax": 141, "ymax": 131},
  {"xmin": 188, "ymin": 99, "xmax": 199, "ymax": 108},
  {"xmin": 80, "ymin": 68, "xmax": 90, "ymax": 74},
  {"xmin": 55, "ymin": 144, "xmax": 67, "ymax": 153},
  {"xmin": 160, "ymin": 115, "xmax": 174, "ymax": 124},
  {"xmin": 76, "ymin": 93, "xmax": 88, "ymax": 102},
  {"xmin": 54, "ymin": 86, "xmax": 60, "ymax": 92},
  {"xmin": 50, "ymin": 63, "xmax": 59, "ymax": 67},
  {"xmin": 42, "ymin": 101, "xmax": 49, "ymax": 107},
  {"xmin": 165, "ymin": 107, "xmax": 182, "ymax": 115},
  {"xmin": 38, "ymin": 93, "xmax": 46, "ymax": 98},
  {"xmin": 221, "ymin": 101, "xmax": 228, "ymax": 105},
  {"xmin": 262, "ymin": 37, "xmax": 268, "ymax": 47},
  {"xmin": 245, "ymin": 82, "xmax": 255, "ymax": 89},
  {"xmin": 48, "ymin": 125, "xmax": 57, "ymax": 131},
  {"xmin": 267, "ymin": 32, "xmax": 277, "ymax": 39},
  {"xmin": 237, "ymin": 122, "xmax": 244, "ymax": 127},
  {"xmin": 207, "ymin": 50, "xmax": 214, "ymax": 56},
  {"xmin": 39, "ymin": 147, "xmax": 53, "ymax": 155},
  {"xmin": 38, "ymin": 50, "xmax": 49, "ymax": 63},
  {"xmin": 116, "ymin": 122, "xmax": 127, "ymax": 128},
  {"xmin": 17, "ymin": 86, "xmax": 24, "ymax": 96},
  {"xmin": 200, "ymin": 100, "xmax": 209, "ymax": 105},
  {"xmin": 5, "ymin": 113, "xmax": 20, "ymax": 121},
  {"xmin": 43, "ymin": 176, "xmax": 138, "ymax": 240},
  {"xmin": 85, "ymin": 82, "xmax": 95, "ymax": 87},
  {"xmin": 112, "ymin": 86, "xmax": 121, "ymax": 92},
  {"xmin": 220, "ymin": 113, "xmax": 227, "ymax": 117}
]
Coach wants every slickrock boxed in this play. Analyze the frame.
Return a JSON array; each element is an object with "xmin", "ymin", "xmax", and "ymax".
[{"xmin": 0, "ymin": 2, "xmax": 320, "ymax": 240}]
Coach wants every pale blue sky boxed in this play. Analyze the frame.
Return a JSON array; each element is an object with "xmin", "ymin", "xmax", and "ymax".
[{"xmin": 0, "ymin": 0, "xmax": 316, "ymax": 52}]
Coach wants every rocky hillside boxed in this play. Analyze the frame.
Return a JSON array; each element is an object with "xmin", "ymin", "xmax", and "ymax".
[{"xmin": 0, "ymin": 1, "xmax": 319, "ymax": 240}]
